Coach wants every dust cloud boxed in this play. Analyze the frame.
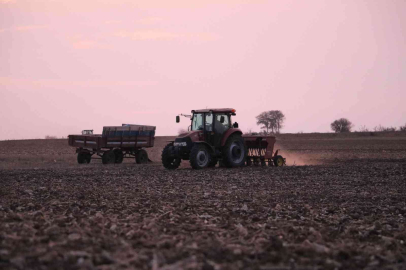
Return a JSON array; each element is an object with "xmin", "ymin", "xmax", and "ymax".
[
  {"xmin": 279, "ymin": 151, "xmax": 316, "ymax": 166},
  {"xmin": 275, "ymin": 142, "xmax": 321, "ymax": 166}
]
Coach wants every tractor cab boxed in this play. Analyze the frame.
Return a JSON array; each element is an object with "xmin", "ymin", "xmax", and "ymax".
[
  {"xmin": 81, "ymin": 130, "xmax": 93, "ymax": 135},
  {"xmin": 176, "ymin": 108, "xmax": 239, "ymax": 148}
]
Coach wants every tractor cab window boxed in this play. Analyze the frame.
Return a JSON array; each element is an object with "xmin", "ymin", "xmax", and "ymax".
[
  {"xmin": 214, "ymin": 113, "xmax": 230, "ymax": 134},
  {"xmin": 205, "ymin": 113, "xmax": 213, "ymax": 132},
  {"xmin": 191, "ymin": 113, "xmax": 204, "ymax": 131}
]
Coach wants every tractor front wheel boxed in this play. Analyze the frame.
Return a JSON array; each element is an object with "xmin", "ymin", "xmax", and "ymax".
[
  {"xmin": 162, "ymin": 144, "xmax": 181, "ymax": 169},
  {"xmin": 190, "ymin": 144, "xmax": 210, "ymax": 169},
  {"xmin": 222, "ymin": 135, "xmax": 247, "ymax": 168}
]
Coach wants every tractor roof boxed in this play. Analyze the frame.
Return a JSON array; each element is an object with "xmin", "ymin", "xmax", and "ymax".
[{"xmin": 192, "ymin": 108, "xmax": 236, "ymax": 114}]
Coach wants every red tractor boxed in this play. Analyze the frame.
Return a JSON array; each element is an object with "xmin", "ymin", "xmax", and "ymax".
[{"xmin": 162, "ymin": 108, "xmax": 285, "ymax": 169}]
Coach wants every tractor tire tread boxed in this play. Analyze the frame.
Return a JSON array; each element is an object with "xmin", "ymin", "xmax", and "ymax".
[
  {"xmin": 222, "ymin": 134, "xmax": 247, "ymax": 168},
  {"xmin": 162, "ymin": 143, "xmax": 181, "ymax": 169},
  {"xmin": 189, "ymin": 144, "xmax": 210, "ymax": 169}
]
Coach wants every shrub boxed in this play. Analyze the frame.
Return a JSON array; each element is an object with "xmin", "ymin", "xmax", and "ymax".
[
  {"xmin": 358, "ymin": 125, "xmax": 369, "ymax": 132},
  {"xmin": 374, "ymin": 125, "xmax": 397, "ymax": 132}
]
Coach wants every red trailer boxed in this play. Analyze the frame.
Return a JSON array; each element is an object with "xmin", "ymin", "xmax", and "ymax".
[{"xmin": 68, "ymin": 124, "xmax": 155, "ymax": 164}]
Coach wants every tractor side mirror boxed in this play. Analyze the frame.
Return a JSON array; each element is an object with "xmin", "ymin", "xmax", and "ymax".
[
  {"xmin": 233, "ymin": 122, "xmax": 239, "ymax": 128},
  {"xmin": 176, "ymin": 116, "xmax": 180, "ymax": 123},
  {"xmin": 220, "ymin": 116, "xmax": 225, "ymax": 123}
]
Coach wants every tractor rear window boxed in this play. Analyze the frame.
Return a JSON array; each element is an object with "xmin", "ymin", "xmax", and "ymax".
[{"xmin": 215, "ymin": 114, "xmax": 230, "ymax": 133}]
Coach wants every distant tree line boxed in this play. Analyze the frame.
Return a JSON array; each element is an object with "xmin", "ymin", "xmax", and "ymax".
[
  {"xmin": 177, "ymin": 111, "xmax": 405, "ymax": 135},
  {"xmin": 331, "ymin": 118, "xmax": 406, "ymax": 133},
  {"xmin": 45, "ymin": 135, "xmax": 66, "ymax": 139}
]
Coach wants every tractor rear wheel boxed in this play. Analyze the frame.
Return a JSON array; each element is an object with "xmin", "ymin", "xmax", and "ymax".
[
  {"xmin": 114, "ymin": 149, "xmax": 124, "ymax": 163},
  {"xmin": 190, "ymin": 144, "xmax": 210, "ymax": 169},
  {"xmin": 102, "ymin": 150, "xmax": 115, "ymax": 164},
  {"xmin": 222, "ymin": 134, "xmax": 247, "ymax": 168},
  {"xmin": 162, "ymin": 144, "xmax": 181, "ymax": 169},
  {"xmin": 274, "ymin": 155, "xmax": 285, "ymax": 167},
  {"xmin": 136, "ymin": 149, "xmax": 148, "ymax": 164}
]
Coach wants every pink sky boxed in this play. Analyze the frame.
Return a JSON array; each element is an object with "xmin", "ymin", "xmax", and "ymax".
[{"xmin": 1, "ymin": 0, "xmax": 405, "ymax": 140}]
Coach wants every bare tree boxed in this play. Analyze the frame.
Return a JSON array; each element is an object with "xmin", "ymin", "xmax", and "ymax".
[
  {"xmin": 256, "ymin": 111, "xmax": 275, "ymax": 134},
  {"xmin": 331, "ymin": 118, "xmax": 353, "ymax": 133},
  {"xmin": 400, "ymin": 124, "xmax": 406, "ymax": 132},
  {"xmin": 358, "ymin": 125, "xmax": 369, "ymax": 132},
  {"xmin": 256, "ymin": 110, "xmax": 285, "ymax": 134}
]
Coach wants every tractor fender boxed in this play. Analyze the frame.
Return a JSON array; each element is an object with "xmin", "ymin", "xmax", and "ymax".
[
  {"xmin": 221, "ymin": 129, "xmax": 243, "ymax": 147},
  {"xmin": 192, "ymin": 141, "xmax": 215, "ymax": 154}
]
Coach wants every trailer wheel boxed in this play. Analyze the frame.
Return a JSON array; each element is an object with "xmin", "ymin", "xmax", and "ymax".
[
  {"xmin": 274, "ymin": 155, "xmax": 285, "ymax": 167},
  {"xmin": 190, "ymin": 144, "xmax": 210, "ymax": 169},
  {"xmin": 222, "ymin": 134, "xmax": 247, "ymax": 168},
  {"xmin": 113, "ymin": 149, "xmax": 124, "ymax": 163},
  {"xmin": 135, "ymin": 149, "xmax": 148, "ymax": 164},
  {"xmin": 102, "ymin": 150, "xmax": 116, "ymax": 164},
  {"xmin": 77, "ymin": 152, "xmax": 90, "ymax": 164},
  {"xmin": 85, "ymin": 153, "xmax": 91, "ymax": 163},
  {"xmin": 261, "ymin": 159, "xmax": 266, "ymax": 166},
  {"xmin": 162, "ymin": 144, "xmax": 181, "ymax": 169}
]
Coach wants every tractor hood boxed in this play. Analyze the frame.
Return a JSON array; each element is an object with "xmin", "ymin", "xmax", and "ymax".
[
  {"xmin": 175, "ymin": 130, "xmax": 201, "ymax": 142},
  {"xmin": 173, "ymin": 130, "xmax": 203, "ymax": 148}
]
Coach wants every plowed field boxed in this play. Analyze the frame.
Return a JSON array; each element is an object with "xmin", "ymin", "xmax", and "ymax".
[{"xmin": 1, "ymin": 133, "xmax": 406, "ymax": 270}]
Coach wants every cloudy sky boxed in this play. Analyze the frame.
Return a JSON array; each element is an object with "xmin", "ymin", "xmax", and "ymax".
[{"xmin": 1, "ymin": 0, "xmax": 405, "ymax": 139}]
